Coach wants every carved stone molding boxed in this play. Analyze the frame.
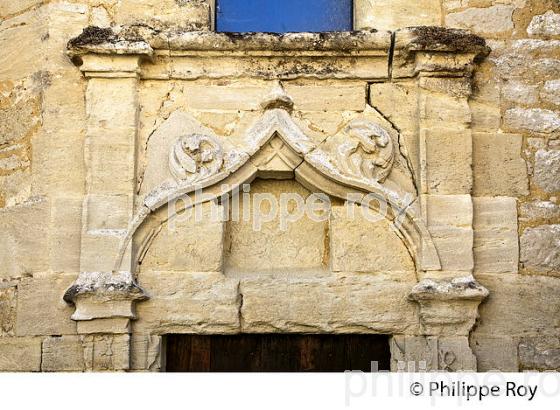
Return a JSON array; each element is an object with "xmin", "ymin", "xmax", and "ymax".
[
  {"xmin": 408, "ymin": 276, "xmax": 489, "ymax": 336},
  {"xmin": 64, "ymin": 271, "xmax": 147, "ymax": 323}
]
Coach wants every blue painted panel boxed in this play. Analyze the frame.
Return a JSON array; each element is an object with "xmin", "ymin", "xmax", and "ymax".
[{"xmin": 216, "ymin": 0, "xmax": 353, "ymax": 33}]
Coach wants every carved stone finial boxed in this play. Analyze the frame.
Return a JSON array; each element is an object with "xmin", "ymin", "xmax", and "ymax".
[
  {"xmin": 169, "ymin": 134, "xmax": 224, "ymax": 183},
  {"xmin": 260, "ymin": 82, "xmax": 294, "ymax": 111}
]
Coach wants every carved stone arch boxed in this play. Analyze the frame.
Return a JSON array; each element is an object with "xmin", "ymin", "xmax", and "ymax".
[{"xmin": 114, "ymin": 108, "xmax": 441, "ymax": 275}]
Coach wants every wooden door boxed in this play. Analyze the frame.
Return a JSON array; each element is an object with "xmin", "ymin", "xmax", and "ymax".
[{"xmin": 165, "ymin": 334, "xmax": 390, "ymax": 372}]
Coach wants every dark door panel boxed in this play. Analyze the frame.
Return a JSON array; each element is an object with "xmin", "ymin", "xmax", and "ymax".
[{"xmin": 165, "ymin": 334, "xmax": 390, "ymax": 372}]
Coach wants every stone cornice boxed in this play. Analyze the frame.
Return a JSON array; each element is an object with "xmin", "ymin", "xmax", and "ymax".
[{"xmin": 67, "ymin": 25, "xmax": 489, "ymax": 80}]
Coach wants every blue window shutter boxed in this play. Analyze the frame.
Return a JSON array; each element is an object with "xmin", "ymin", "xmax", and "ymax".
[{"xmin": 216, "ymin": 0, "xmax": 353, "ymax": 33}]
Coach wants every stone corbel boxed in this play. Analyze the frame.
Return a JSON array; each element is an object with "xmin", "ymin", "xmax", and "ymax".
[
  {"xmin": 392, "ymin": 26, "xmax": 490, "ymax": 78},
  {"xmin": 63, "ymin": 271, "xmax": 147, "ymax": 334},
  {"xmin": 408, "ymin": 276, "xmax": 489, "ymax": 336}
]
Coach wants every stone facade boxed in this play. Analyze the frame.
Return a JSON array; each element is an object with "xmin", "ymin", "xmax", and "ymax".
[{"xmin": 0, "ymin": 1, "xmax": 559, "ymax": 372}]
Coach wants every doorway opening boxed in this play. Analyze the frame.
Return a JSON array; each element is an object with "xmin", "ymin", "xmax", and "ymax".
[{"xmin": 165, "ymin": 334, "xmax": 390, "ymax": 372}]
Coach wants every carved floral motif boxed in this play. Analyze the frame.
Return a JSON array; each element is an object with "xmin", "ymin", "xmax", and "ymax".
[
  {"xmin": 169, "ymin": 134, "xmax": 225, "ymax": 183},
  {"xmin": 336, "ymin": 119, "xmax": 395, "ymax": 183}
]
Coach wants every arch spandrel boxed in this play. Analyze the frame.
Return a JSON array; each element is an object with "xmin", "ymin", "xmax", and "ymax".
[{"xmin": 115, "ymin": 100, "xmax": 441, "ymax": 274}]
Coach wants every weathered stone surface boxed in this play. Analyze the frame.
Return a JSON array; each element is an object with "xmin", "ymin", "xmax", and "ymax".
[
  {"xmin": 134, "ymin": 272, "xmax": 240, "ymax": 334},
  {"xmin": 475, "ymin": 273, "xmax": 560, "ymax": 336},
  {"xmin": 426, "ymin": 195, "xmax": 474, "ymax": 272},
  {"xmin": 0, "ymin": 337, "xmax": 42, "ymax": 371},
  {"xmin": 225, "ymin": 179, "xmax": 328, "ymax": 272},
  {"xmin": 533, "ymin": 149, "xmax": 560, "ymax": 193},
  {"xmin": 0, "ymin": 197, "xmax": 50, "ymax": 279},
  {"xmin": 42, "ymin": 336, "xmax": 86, "ymax": 372},
  {"xmin": 472, "ymin": 133, "xmax": 529, "ymax": 196},
  {"xmin": 81, "ymin": 334, "xmax": 130, "ymax": 371},
  {"xmin": 16, "ymin": 274, "xmax": 78, "ymax": 336},
  {"xmin": 131, "ymin": 334, "xmax": 163, "ymax": 371},
  {"xmin": 424, "ymin": 128, "xmax": 472, "ymax": 194},
  {"xmin": 390, "ymin": 335, "xmax": 476, "ymax": 372},
  {"xmin": 240, "ymin": 275, "xmax": 419, "ymax": 334},
  {"xmin": 505, "ymin": 108, "xmax": 560, "ymax": 135},
  {"xmin": 0, "ymin": 285, "xmax": 16, "ymax": 336},
  {"xmin": 141, "ymin": 203, "xmax": 225, "ymax": 273},
  {"xmin": 446, "ymin": 5, "xmax": 515, "ymax": 36},
  {"xmin": 470, "ymin": 335, "xmax": 519, "ymax": 372},
  {"xmin": 473, "ymin": 197, "xmax": 519, "ymax": 273},
  {"xmin": 283, "ymin": 81, "xmax": 366, "ymax": 111},
  {"xmin": 528, "ymin": 11, "xmax": 560, "ymax": 37},
  {"xmin": 541, "ymin": 79, "xmax": 560, "ymax": 106},
  {"xmin": 492, "ymin": 40, "xmax": 560, "ymax": 81},
  {"xmin": 519, "ymin": 200, "xmax": 560, "ymax": 223},
  {"xmin": 330, "ymin": 205, "xmax": 415, "ymax": 274},
  {"xmin": 519, "ymin": 336, "xmax": 560, "ymax": 371},
  {"xmin": 501, "ymin": 81, "xmax": 539, "ymax": 105},
  {"xmin": 520, "ymin": 224, "xmax": 560, "ymax": 275},
  {"xmin": 355, "ymin": 0, "xmax": 441, "ymax": 31}
]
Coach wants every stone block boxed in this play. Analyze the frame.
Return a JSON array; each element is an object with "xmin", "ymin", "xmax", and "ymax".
[
  {"xmin": 86, "ymin": 194, "xmax": 132, "ymax": 231},
  {"xmin": 81, "ymin": 334, "xmax": 130, "ymax": 371},
  {"xmin": 134, "ymin": 272, "xmax": 240, "ymax": 334},
  {"xmin": 475, "ymin": 273, "xmax": 560, "ymax": 336},
  {"xmin": 390, "ymin": 336, "xmax": 438, "ymax": 371},
  {"xmin": 533, "ymin": 149, "xmax": 560, "ymax": 193},
  {"xmin": 16, "ymin": 274, "xmax": 78, "ymax": 336},
  {"xmin": 183, "ymin": 80, "xmax": 273, "ymax": 111},
  {"xmin": 80, "ymin": 232, "xmax": 125, "ymax": 273},
  {"xmin": 329, "ymin": 204, "xmax": 415, "ymax": 274},
  {"xmin": 0, "ymin": 197, "xmax": 50, "ymax": 279},
  {"xmin": 519, "ymin": 336, "xmax": 560, "ymax": 371},
  {"xmin": 42, "ymin": 336, "xmax": 85, "ymax": 372},
  {"xmin": 492, "ymin": 40, "xmax": 560, "ymax": 81},
  {"xmin": 473, "ymin": 197, "xmax": 519, "ymax": 273},
  {"xmin": 283, "ymin": 81, "xmax": 366, "ymax": 111},
  {"xmin": 0, "ymin": 9, "xmax": 47, "ymax": 81},
  {"xmin": 541, "ymin": 79, "xmax": 560, "ymax": 106},
  {"xmin": 438, "ymin": 337, "xmax": 477, "ymax": 372},
  {"xmin": 501, "ymin": 81, "xmax": 539, "ymax": 105},
  {"xmin": 0, "ymin": 285, "xmax": 16, "ymax": 336},
  {"xmin": 520, "ymin": 224, "xmax": 560, "ymax": 275},
  {"xmin": 141, "ymin": 203, "xmax": 225, "ymax": 273},
  {"xmin": 504, "ymin": 108, "xmax": 560, "ymax": 135},
  {"xmin": 470, "ymin": 335, "xmax": 519, "ymax": 372},
  {"xmin": 470, "ymin": 101, "xmax": 501, "ymax": 131},
  {"xmin": 424, "ymin": 128, "xmax": 472, "ymax": 194},
  {"xmin": 355, "ymin": 0, "xmax": 441, "ymax": 31},
  {"xmin": 0, "ymin": 337, "xmax": 42, "ymax": 371},
  {"xmin": 77, "ymin": 318, "xmax": 131, "ymax": 335},
  {"xmin": 446, "ymin": 5, "xmax": 515, "ymax": 36},
  {"xmin": 426, "ymin": 195, "xmax": 474, "ymax": 272},
  {"xmin": 131, "ymin": 334, "xmax": 163, "ymax": 371},
  {"xmin": 472, "ymin": 133, "xmax": 529, "ymax": 197},
  {"xmin": 420, "ymin": 92, "xmax": 471, "ymax": 126},
  {"xmin": 527, "ymin": 11, "xmax": 560, "ymax": 37},
  {"xmin": 225, "ymin": 179, "xmax": 327, "ymax": 272},
  {"xmin": 519, "ymin": 200, "xmax": 560, "ymax": 224},
  {"xmin": 240, "ymin": 276, "xmax": 419, "ymax": 334},
  {"xmin": 0, "ymin": 0, "xmax": 42, "ymax": 19},
  {"xmin": 49, "ymin": 195, "xmax": 82, "ymax": 273}
]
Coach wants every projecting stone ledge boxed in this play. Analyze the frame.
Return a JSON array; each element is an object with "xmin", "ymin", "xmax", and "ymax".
[
  {"xmin": 63, "ymin": 271, "xmax": 147, "ymax": 323},
  {"xmin": 409, "ymin": 276, "xmax": 489, "ymax": 336},
  {"xmin": 66, "ymin": 25, "xmax": 489, "ymax": 80}
]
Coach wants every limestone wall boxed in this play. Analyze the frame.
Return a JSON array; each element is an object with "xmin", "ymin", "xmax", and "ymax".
[{"xmin": 0, "ymin": 0, "xmax": 559, "ymax": 372}]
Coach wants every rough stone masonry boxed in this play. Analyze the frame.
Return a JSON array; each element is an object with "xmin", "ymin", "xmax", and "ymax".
[{"xmin": 0, "ymin": 0, "xmax": 559, "ymax": 372}]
